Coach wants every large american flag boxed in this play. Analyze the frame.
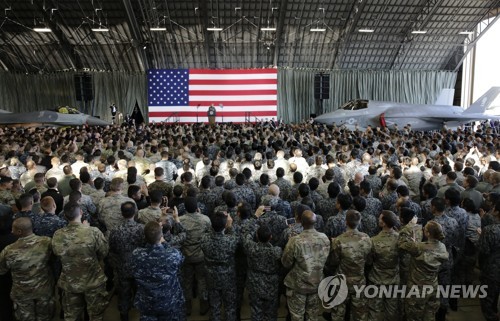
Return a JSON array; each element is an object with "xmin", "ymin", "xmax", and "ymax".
[{"xmin": 147, "ymin": 69, "xmax": 278, "ymax": 123}]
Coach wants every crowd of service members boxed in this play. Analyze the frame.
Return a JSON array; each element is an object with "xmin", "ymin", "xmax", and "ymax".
[{"xmin": 0, "ymin": 120, "xmax": 499, "ymax": 321}]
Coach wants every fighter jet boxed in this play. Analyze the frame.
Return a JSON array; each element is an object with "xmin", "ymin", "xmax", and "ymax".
[
  {"xmin": 314, "ymin": 87, "xmax": 500, "ymax": 131},
  {"xmin": 0, "ymin": 108, "xmax": 110, "ymax": 127}
]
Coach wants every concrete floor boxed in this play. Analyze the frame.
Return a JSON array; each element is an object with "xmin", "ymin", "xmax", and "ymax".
[{"xmin": 96, "ymin": 293, "xmax": 486, "ymax": 321}]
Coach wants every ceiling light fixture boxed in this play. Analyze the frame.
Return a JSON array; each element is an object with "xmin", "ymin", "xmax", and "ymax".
[
  {"xmin": 33, "ymin": 27, "xmax": 52, "ymax": 32},
  {"xmin": 310, "ymin": 28, "xmax": 326, "ymax": 32},
  {"xmin": 411, "ymin": 30, "xmax": 427, "ymax": 34},
  {"xmin": 459, "ymin": 31, "xmax": 474, "ymax": 35},
  {"xmin": 261, "ymin": 27, "xmax": 276, "ymax": 31},
  {"xmin": 91, "ymin": 27, "xmax": 109, "ymax": 32},
  {"xmin": 150, "ymin": 27, "xmax": 167, "ymax": 31},
  {"xmin": 358, "ymin": 28, "xmax": 374, "ymax": 33},
  {"xmin": 207, "ymin": 27, "xmax": 223, "ymax": 31}
]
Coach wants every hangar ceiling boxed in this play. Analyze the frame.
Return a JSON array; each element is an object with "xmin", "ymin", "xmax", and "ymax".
[{"xmin": 0, "ymin": 0, "xmax": 499, "ymax": 73}]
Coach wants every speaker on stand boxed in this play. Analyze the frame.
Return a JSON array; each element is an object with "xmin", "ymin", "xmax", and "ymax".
[
  {"xmin": 74, "ymin": 73, "xmax": 94, "ymax": 114},
  {"xmin": 314, "ymin": 73, "xmax": 330, "ymax": 116}
]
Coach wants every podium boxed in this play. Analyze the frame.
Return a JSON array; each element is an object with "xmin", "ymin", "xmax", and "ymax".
[{"xmin": 207, "ymin": 106, "xmax": 216, "ymax": 125}]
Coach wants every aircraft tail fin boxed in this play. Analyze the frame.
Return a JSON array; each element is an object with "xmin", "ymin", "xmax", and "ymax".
[
  {"xmin": 464, "ymin": 87, "xmax": 500, "ymax": 114},
  {"xmin": 434, "ymin": 89, "xmax": 455, "ymax": 105}
]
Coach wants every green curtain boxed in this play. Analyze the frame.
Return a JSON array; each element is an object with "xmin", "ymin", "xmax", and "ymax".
[
  {"xmin": 277, "ymin": 69, "xmax": 458, "ymax": 123},
  {"xmin": 1, "ymin": 69, "xmax": 456, "ymax": 125},
  {"xmin": 0, "ymin": 72, "xmax": 148, "ymax": 123}
]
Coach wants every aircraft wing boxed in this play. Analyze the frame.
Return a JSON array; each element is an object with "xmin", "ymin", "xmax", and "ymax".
[
  {"xmin": 383, "ymin": 109, "xmax": 499, "ymax": 122},
  {"xmin": 0, "ymin": 110, "xmax": 110, "ymax": 127}
]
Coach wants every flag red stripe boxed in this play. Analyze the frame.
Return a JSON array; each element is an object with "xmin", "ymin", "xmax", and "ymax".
[
  {"xmin": 149, "ymin": 111, "xmax": 277, "ymax": 117},
  {"xmin": 187, "ymin": 100, "xmax": 277, "ymax": 106},
  {"xmin": 189, "ymin": 90, "xmax": 277, "ymax": 96},
  {"xmin": 189, "ymin": 79, "xmax": 277, "ymax": 85},
  {"xmin": 190, "ymin": 69, "xmax": 277, "ymax": 74}
]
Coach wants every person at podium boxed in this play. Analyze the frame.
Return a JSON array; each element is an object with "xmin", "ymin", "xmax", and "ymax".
[{"xmin": 207, "ymin": 105, "xmax": 216, "ymax": 125}]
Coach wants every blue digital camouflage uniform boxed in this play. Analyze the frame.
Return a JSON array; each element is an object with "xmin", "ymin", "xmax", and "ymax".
[
  {"xmin": 257, "ymin": 210, "xmax": 288, "ymax": 247},
  {"xmin": 132, "ymin": 243, "xmax": 185, "ymax": 321},
  {"xmin": 35, "ymin": 212, "xmax": 67, "ymax": 237},
  {"xmin": 477, "ymin": 218, "xmax": 500, "ymax": 321},
  {"xmin": 429, "ymin": 214, "xmax": 460, "ymax": 309},
  {"xmin": 109, "ymin": 220, "xmax": 145, "ymax": 315},
  {"xmin": 52, "ymin": 222, "xmax": 109, "ymax": 321},
  {"xmin": 363, "ymin": 196, "xmax": 383, "ymax": 218},
  {"xmin": 243, "ymin": 233, "xmax": 283, "ymax": 321},
  {"xmin": 0, "ymin": 233, "xmax": 55, "ymax": 321},
  {"xmin": 359, "ymin": 209, "xmax": 379, "ymax": 237},
  {"xmin": 324, "ymin": 210, "xmax": 347, "ymax": 238},
  {"xmin": 201, "ymin": 228, "xmax": 240, "ymax": 321},
  {"xmin": 316, "ymin": 198, "xmax": 337, "ymax": 221}
]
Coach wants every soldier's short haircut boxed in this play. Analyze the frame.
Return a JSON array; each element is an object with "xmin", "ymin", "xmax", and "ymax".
[
  {"xmin": 293, "ymin": 172, "xmax": 303, "ymax": 184},
  {"xmin": 257, "ymin": 225, "xmax": 272, "ymax": 243},
  {"xmin": 359, "ymin": 180, "xmax": 372, "ymax": 193},
  {"xmin": 235, "ymin": 173, "xmax": 246, "ymax": 186},
  {"xmin": 34, "ymin": 172, "xmax": 45, "ymax": 182},
  {"xmin": 396, "ymin": 185, "xmax": 409, "ymax": 197},
  {"xmin": 186, "ymin": 187, "xmax": 197, "ymax": 197},
  {"xmin": 68, "ymin": 190, "xmax": 82, "ymax": 203},
  {"xmin": 144, "ymin": 221, "xmax": 162, "ymax": 244},
  {"xmin": 425, "ymin": 221, "xmax": 445, "ymax": 241},
  {"xmin": 298, "ymin": 183, "xmax": 310, "ymax": 198},
  {"xmin": 127, "ymin": 185, "xmax": 141, "ymax": 198},
  {"xmin": 431, "ymin": 197, "xmax": 446, "ymax": 213},
  {"xmin": 46, "ymin": 177, "xmax": 58, "ymax": 188},
  {"xmin": 392, "ymin": 167, "xmax": 403, "ymax": 179},
  {"xmin": 324, "ymin": 169, "xmax": 334, "ymax": 181},
  {"xmin": 276, "ymin": 167, "xmax": 285, "ymax": 178},
  {"xmin": 173, "ymin": 185, "xmax": 183, "ymax": 197},
  {"xmin": 183, "ymin": 172, "xmax": 193, "ymax": 183},
  {"xmin": 184, "ymin": 197, "xmax": 198, "ymax": 213},
  {"xmin": 69, "ymin": 178, "xmax": 82, "ymax": 191},
  {"xmin": 399, "ymin": 207, "xmax": 415, "ymax": 225},
  {"xmin": 154, "ymin": 167, "xmax": 164, "ymax": 177},
  {"xmin": 94, "ymin": 177, "xmax": 104, "ymax": 190},
  {"xmin": 110, "ymin": 178, "xmax": 124, "ymax": 192},
  {"xmin": 422, "ymin": 183, "xmax": 438, "ymax": 198},
  {"xmin": 241, "ymin": 168, "xmax": 251, "ymax": 180},
  {"xmin": 463, "ymin": 167, "xmax": 475, "ymax": 176},
  {"xmin": 381, "ymin": 210, "xmax": 399, "ymax": 229},
  {"xmin": 259, "ymin": 173, "xmax": 270, "ymax": 186},
  {"xmin": 345, "ymin": 210, "xmax": 361, "ymax": 229},
  {"xmin": 444, "ymin": 188, "xmax": 461, "ymax": 206},
  {"xmin": 121, "ymin": 201, "xmax": 137, "ymax": 219},
  {"xmin": 446, "ymin": 171, "xmax": 457, "ymax": 181},
  {"xmin": 63, "ymin": 165, "xmax": 72, "ymax": 175},
  {"xmin": 80, "ymin": 171, "xmax": 91, "ymax": 184},
  {"xmin": 64, "ymin": 202, "xmax": 81, "ymax": 221},
  {"xmin": 352, "ymin": 196, "xmax": 366, "ymax": 212},
  {"xmin": 215, "ymin": 175, "xmax": 225, "ymax": 187},
  {"xmin": 224, "ymin": 191, "xmax": 237, "ymax": 207},
  {"xmin": 465, "ymin": 175, "xmax": 478, "ymax": 188},
  {"xmin": 349, "ymin": 184, "xmax": 360, "ymax": 197},
  {"xmin": 267, "ymin": 159, "xmax": 275, "ymax": 169},
  {"xmin": 368, "ymin": 165, "xmax": 378, "ymax": 175},
  {"xmin": 201, "ymin": 176, "xmax": 211, "ymax": 189},
  {"xmin": 229, "ymin": 168, "xmax": 239, "ymax": 178},
  {"xmin": 308, "ymin": 177, "xmax": 319, "ymax": 191},
  {"xmin": 461, "ymin": 198, "xmax": 477, "ymax": 213},
  {"xmin": 28, "ymin": 188, "xmax": 40, "ymax": 203},
  {"xmin": 17, "ymin": 193, "xmax": 33, "ymax": 209},
  {"xmin": 40, "ymin": 196, "xmax": 55, "ymax": 212},
  {"xmin": 337, "ymin": 193, "xmax": 352, "ymax": 211},
  {"xmin": 211, "ymin": 211, "xmax": 227, "ymax": 232},
  {"xmin": 328, "ymin": 182, "xmax": 341, "ymax": 199},
  {"xmin": 238, "ymin": 202, "xmax": 252, "ymax": 220},
  {"xmin": 386, "ymin": 179, "xmax": 399, "ymax": 192},
  {"xmin": 149, "ymin": 190, "xmax": 163, "ymax": 204}
]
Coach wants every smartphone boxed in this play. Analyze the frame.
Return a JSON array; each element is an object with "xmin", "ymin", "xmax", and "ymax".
[
  {"xmin": 286, "ymin": 218, "xmax": 296, "ymax": 225},
  {"xmin": 264, "ymin": 206, "xmax": 272, "ymax": 212}
]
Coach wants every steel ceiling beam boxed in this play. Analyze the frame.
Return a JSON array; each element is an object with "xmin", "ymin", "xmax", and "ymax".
[
  {"xmin": 122, "ymin": 0, "xmax": 150, "ymax": 71},
  {"xmin": 273, "ymin": 0, "xmax": 288, "ymax": 67}
]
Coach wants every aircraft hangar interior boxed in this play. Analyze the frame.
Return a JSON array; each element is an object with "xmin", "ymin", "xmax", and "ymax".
[{"xmin": 0, "ymin": 1, "xmax": 499, "ymax": 321}]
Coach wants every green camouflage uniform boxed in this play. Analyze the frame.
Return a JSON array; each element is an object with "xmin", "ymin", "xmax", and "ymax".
[
  {"xmin": 98, "ymin": 193, "xmax": 135, "ymax": 236},
  {"xmin": 137, "ymin": 206, "xmax": 162, "ymax": 224},
  {"xmin": 0, "ymin": 233, "xmax": 54, "ymax": 321},
  {"xmin": 368, "ymin": 229, "xmax": 400, "ymax": 321},
  {"xmin": 403, "ymin": 239, "xmax": 449, "ymax": 321},
  {"xmin": 52, "ymin": 222, "xmax": 109, "ymax": 321},
  {"xmin": 282, "ymin": 229, "xmax": 330, "ymax": 321},
  {"xmin": 0, "ymin": 189, "xmax": 15, "ymax": 207},
  {"xmin": 398, "ymin": 222, "xmax": 423, "ymax": 285},
  {"xmin": 329, "ymin": 229, "xmax": 373, "ymax": 321}
]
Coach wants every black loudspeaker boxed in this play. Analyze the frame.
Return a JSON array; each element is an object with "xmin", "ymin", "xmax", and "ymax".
[
  {"xmin": 314, "ymin": 73, "xmax": 330, "ymax": 100},
  {"xmin": 74, "ymin": 73, "xmax": 94, "ymax": 101},
  {"xmin": 310, "ymin": 113, "xmax": 317, "ymax": 118}
]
